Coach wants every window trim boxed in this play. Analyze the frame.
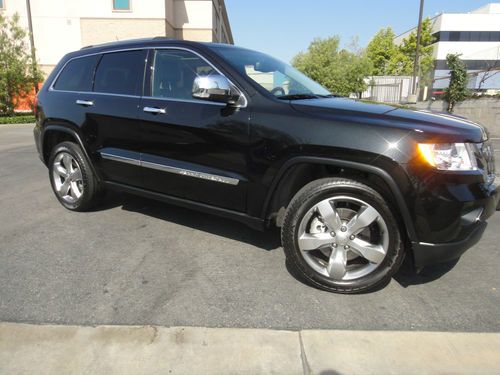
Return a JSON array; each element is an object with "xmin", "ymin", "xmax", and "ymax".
[
  {"xmin": 49, "ymin": 46, "xmax": 248, "ymax": 108},
  {"xmin": 112, "ymin": 0, "xmax": 131, "ymax": 12}
]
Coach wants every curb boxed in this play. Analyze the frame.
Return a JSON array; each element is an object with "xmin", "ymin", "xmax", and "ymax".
[{"xmin": 1, "ymin": 323, "xmax": 499, "ymax": 375}]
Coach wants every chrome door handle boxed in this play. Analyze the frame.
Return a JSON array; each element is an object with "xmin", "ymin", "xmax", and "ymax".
[
  {"xmin": 143, "ymin": 106, "xmax": 166, "ymax": 114},
  {"xmin": 76, "ymin": 99, "xmax": 94, "ymax": 107}
]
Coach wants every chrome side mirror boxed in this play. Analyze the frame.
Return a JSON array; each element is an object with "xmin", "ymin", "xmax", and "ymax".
[{"xmin": 192, "ymin": 74, "xmax": 240, "ymax": 104}]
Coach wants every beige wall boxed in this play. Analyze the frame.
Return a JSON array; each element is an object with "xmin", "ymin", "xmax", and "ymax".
[
  {"xmin": 80, "ymin": 18, "xmax": 167, "ymax": 47},
  {"xmin": 1, "ymin": 0, "xmax": 233, "ymax": 77},
  {"xmin": 175, "ymin": 28, "xmax": 213, "ymax": 42}
]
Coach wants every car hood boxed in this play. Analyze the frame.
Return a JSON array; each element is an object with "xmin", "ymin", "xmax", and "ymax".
[{"xmin": 290, "ymin": 98, "xmax": 487, "ymax": 143}]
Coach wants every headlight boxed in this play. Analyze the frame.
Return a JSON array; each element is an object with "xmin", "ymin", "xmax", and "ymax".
[{"xmin": 418, "ymin": 143, "xmax": 477, "ymax": 171}]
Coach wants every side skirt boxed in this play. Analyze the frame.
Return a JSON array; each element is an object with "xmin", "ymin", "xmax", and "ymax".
[{"xmin": 103, "ymin": 181, "xmax": 266, "ymax": 231}]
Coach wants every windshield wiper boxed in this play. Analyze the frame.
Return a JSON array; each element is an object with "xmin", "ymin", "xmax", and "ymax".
[
  {"xmin": 276, "ymin": 93, "xmax": 343, "ymax": 100},
  {"xmin": 316, "ymin": 94, "xmax": 343, "ymax": 98},
  {"xmin": 276, "ymin": 94, "xmax": 321, "ymax": 100}
]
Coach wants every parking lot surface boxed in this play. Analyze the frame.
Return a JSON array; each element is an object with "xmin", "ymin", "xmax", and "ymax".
[{"xmin": 1, "ymin": 125, "xmax": 499, "ymax": 332}]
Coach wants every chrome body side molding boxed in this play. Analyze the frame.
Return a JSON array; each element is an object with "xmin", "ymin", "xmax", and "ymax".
[{"xmin": 99, "ymin": 148, "xmax": 240, "ymax": 185}]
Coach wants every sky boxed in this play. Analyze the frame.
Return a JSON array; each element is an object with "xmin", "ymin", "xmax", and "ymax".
[{"xmin": 225, "ymin": 0, "xmax": 487, "ymax": 63}]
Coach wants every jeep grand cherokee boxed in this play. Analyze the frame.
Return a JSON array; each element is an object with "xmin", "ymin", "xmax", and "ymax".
[{"xmin": 34, "ymin": 38, "xmax": 499, "ymax": 293}]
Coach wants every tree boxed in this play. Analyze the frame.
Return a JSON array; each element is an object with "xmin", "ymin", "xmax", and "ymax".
[
  {"xmin": 0, "ymin": 13, "xmax": 42, "ymax": 115},
  {"xmin": 366, "ymin": 27, "xmax": 398, "ymax": 76},
  {"xmin": 477, "ymin": 61, "xmax": 500, "ymax": 91},
  {"xmin": 292, "ymin": 36, "xmax": 372, "ymax": 97},
  {"xmin": 443, "ymin": 54, "xmax": 469, "ymax": 112},
  {"xmin": 366, "ymin": 18, "xmax": 434, "ymax": 84},
  {"xmin": 396, "ymin": 18, "xmax": 435, "ymax": 84}
]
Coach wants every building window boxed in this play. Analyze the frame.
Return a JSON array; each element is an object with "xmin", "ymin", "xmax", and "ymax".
[
  {"xmin": 433, "ymin": 31, "xmax": 500, "ymax": 42},
  {"xmin": 0, "ymin": 0, "xmax": 5, "ymax": 10},
  {"xmin": 113, "ymin": 0, "xmax": 130, "ymax": 11}
]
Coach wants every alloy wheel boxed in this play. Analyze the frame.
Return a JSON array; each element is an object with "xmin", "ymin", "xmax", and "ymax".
[
  {"xmin": 52, "ymin": 152, "xmax": 84, "ymax": 203},
  {"xmin": 297, "ymin": 196, "xmax": 389, "ymax": 281}
]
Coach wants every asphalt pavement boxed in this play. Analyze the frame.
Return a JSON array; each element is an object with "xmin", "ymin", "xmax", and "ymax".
[{"xmin": 1, "ymin": 124, "xmax": 499, "ymax": 332}]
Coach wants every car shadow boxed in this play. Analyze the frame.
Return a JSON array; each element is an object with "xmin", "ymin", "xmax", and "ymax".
[
  {"xmin": 91, "ymin": 191, "xmax": 460, "ymax": 288},
  {"xmin": 393, "ymin": 256, "xmax": 460, "ymax": 288},
  {"xmin": 92, "ymin": 191, "xmax": 281, "ymax": 252}
]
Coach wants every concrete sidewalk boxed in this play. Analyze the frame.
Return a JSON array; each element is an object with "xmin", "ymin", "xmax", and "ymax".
[{"xmin": 1, "ymin": 323, "xmax": 499, "ymax": 375}]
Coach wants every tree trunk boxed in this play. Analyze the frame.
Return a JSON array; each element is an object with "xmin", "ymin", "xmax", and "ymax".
[{"xmin": 447, "ymin": 100, "xmax": 454, "ymax": 113}]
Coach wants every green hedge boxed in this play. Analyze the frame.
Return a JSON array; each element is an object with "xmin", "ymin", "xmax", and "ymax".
[{"xmin": 0, "ymin": 115, "xmax": 35, "ymax": 124}]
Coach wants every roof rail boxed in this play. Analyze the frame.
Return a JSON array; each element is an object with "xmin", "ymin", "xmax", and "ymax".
[{"xmin": 153, "ymin": 36, "xmax": 177, "ymax": 40}]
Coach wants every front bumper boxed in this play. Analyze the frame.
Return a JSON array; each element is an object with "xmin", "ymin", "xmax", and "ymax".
[
  {"xmin": 411, "ymin": 182, "xmax": 499, "ymax": 268},
  {"xmin": 412, "ymin": 221, "xmax": 487, "ymax": 268}
]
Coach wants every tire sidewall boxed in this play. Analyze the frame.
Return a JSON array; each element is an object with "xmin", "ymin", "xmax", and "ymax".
[{"xmin": 282, "ymin": 179, "xmax": 403, "ymax": 293}]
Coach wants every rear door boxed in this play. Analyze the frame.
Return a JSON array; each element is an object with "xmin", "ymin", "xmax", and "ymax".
[
  {"xmin": 84, "ymin": 49, "xmax": 147, "ymax": 187},
  {"xmin": 138, "ymin": 48, "xmax": 250, "ymax": 211}
]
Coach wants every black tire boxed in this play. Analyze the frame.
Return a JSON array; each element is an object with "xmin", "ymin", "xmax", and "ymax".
[
  {"xmin": 48, "ymin": 141, "xmax": 102, "ymax": 211},
  {"xmin": 281, "ymin": 178, "xmax": 405, "ymax": 294}
]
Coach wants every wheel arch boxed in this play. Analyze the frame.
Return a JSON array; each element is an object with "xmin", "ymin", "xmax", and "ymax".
[
  {"xmin": 262, "ymin": 156, "xmax": 418, "ymax": 243},
  {"xmin": 42, "ymin": 125, "xmax": 100, "ymax": 179}
]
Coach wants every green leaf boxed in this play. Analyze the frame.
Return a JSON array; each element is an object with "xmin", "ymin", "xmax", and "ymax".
[
  {"xmin": 0, "ymin": 13, "xmax": 42, "ymax": 115},
  {"xmin": 291, "ymin": 36, "xmax": 372, "ymax": 97}
]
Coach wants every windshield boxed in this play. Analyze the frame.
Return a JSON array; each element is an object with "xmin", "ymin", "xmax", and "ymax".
[{"xmin": 211, "ymin": 47, "xmax": 332, "ymax": 99}]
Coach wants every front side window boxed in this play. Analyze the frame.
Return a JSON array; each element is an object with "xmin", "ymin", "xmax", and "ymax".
[
  {"xmin": 113, "ymin": 0, "xmax": 130, "ymax": 11},
  {"xmin": 53, "ymin": 55, "xmax": 100, "ymax": 92},
  {"xmin": 211, "ymin": 47, "xmax": 331, "ymax": 99},
  {"xmin": 94, "ymin": 50, "xmax": 146, "ymax": 95},
  {"xmin": 151, "ymin": 49, "xmax": 215, "ymax": 100}
]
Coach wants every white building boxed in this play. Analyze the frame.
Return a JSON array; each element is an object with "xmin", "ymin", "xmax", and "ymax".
[
  {"xmin": 395, "ymin": 3, "xmax": 500, "ymax": 91},
  {"xmin": 0, "ymin": 0, "xmax": 233, "ymax": 76}
]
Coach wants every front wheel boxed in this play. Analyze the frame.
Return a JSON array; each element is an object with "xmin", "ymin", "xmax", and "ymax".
[{"xmin": 281, "ymin": 178, "xmax": 404, "ymax": 293}]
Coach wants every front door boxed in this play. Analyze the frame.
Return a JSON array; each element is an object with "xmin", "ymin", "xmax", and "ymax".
[{"xmin": 139, "ymin": 48, "xmax": 250, "ymax": 212}]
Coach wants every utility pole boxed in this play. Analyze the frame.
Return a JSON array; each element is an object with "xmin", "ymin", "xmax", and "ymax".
[
  {"xmin": 25, "ymin": 0, "xmax": 38, "ymax": 93},
  {"xmin": 411, "ymin": 0, "xmax": 425, "ymax": 99}
]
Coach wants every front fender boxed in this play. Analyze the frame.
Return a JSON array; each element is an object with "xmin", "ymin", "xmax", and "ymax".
[{"xmin": 262, "ymin": 156, "xmax": 418, "ymax": 242}]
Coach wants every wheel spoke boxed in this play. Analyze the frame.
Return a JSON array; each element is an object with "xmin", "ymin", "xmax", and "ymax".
[
  {"xmin": 59, "ymin": 179, "xmax": 71, "ymax": 196},
  {"xmin": 70, "ymin": 181, "xmax": 82, "ymax": 199},
  {"xmin": 316, "ymin": 200, "xmax": 343, "ymax": 232},
  {"xmin": 54, "ymin": 163, "xmax": 68, "ymax": 178},
  {"xmin": 346, "ymin": 205, "xmax": 379, "ymax": 235},
  {"xmin": 350, "ymin": 238, "xmax": 386, "ymax": 264},
  {"xmin": 62, "ymin": 154, "xmax": 73, "ymax": 172},
  {"xmin": 298, "ymin": 233, "xmax": 333, "ymax": 251},
  {"xmin": 326, "ymin": 247, "xmax": 347, "ymax": 279},
  {"xmin": 71, "ymin": 168, "xmax": 82, "ymax": 182}
]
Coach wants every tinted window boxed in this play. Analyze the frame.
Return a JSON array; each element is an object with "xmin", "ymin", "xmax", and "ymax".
[
  {"xmin": 53, "ymin": 55, "xmax": 99, "ymax": 92},
  {"xmin": 94, "ymin": 50, "xmax": 146, "ymax": 95},
  {"xmin": 151, "ymin": 50, "xmax": 215, "ymax": 100}
]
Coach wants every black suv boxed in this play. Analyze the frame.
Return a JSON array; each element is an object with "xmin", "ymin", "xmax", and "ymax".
[{"xmin": 34, "ymin": 38, "xmax": 498, "ymax": 293}]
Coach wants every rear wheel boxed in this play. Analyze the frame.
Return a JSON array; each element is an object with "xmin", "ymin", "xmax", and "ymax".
[
  {"xmin": 281, "ymin": 178, "xmax": 404, "ymax": 293},
  {"xmin": 48, "ymin": 141, "xmax": 102, "ymax": 211}
]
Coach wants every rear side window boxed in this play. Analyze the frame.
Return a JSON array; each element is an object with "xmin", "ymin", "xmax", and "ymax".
[
  {"xmin": 94, "ymin": 50, "xmax": 146, "ymax": 96},
  {"xmin": 53, "ymin": 55, "xmax": 99, "ymax": 92}
]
